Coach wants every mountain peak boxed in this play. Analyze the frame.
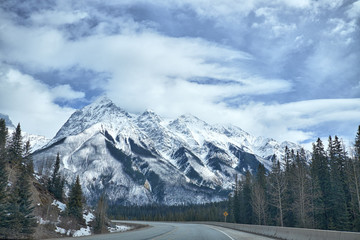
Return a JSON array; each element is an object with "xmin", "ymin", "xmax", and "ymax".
[
  {"xmin": 142, "ymin": 109, "xmax": 156, "ymax": 115},
  {"xmin": 85, "ymin": 96, "xmax": 116, "ymax": 110},
  {"xmin": 178, "ymin": 114, "xmax": 204, "ymax": 123},
  {"xmin": 0, "ymin": 113, "xmax": 15, "ymax": 128},
  {"xmin": 173, "ymin": 114, "xmax": 209, "ymax": 129},
  {"xmin": 91, "ymin": 95, "xmax": 113, "ymax": 106},
  {"xmin": 52, "ymin": 96, "xmax": 132, "ymax": 141}
]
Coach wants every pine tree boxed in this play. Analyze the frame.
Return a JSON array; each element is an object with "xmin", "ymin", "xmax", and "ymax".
[
  {"xmin": 67, "ymin": 176, "xmax": 84, "ymax": 221},
  {"xmin": 8, "ymin": 123, "xmax": 23, "ymax": 166},
  {"xmin": 23, "ymin": 140, "xmax": 34, "ymax": 176},
  {"xmin": 283, "ymin": 148, "xmax": 296, "ymax": 227},
  {"xmin": 328, "ymin": 136, "xmax": 351, "ymax": 230},
  {"xmin": 6, "ymin": 163, "xmax": 37, "ymax": 239},
  {"xmin": 293, "ymin": 148, "xmax": 311, "ymax": 228},
  {"xmin": 0, "ymin": 119, "xmax": 9, "ymax": 238},
  {"xmin": 348, "ymin": 126, "xmax": 360, "ymax": 231},
  {"xmin": 310, "ymin": 173, "xmax": 325, "ymax": 229},
  {"xmin": 0, "ymin": 119, "xmax": 7, "ymax": 157},
  {"xmin": 94, "ymin": 194, "xmax": 108, "ymax": 234},
  {"xmin": 242, "ymin": 170, "xmax": 253, "ymax": 224},
  {"xmin": 49, "ymin": 153, "xmax": 64, "ymax": 201},
  {"xmin": 310, "ymin": 138, "xmax": 330, "ymax": 229},
  {"xmin": 232, "ymin": 174, "xmax": 241, "ymax": 223},
  {"xmin": 251, "ymin": 163, "xmax": 267, "ymax": 225}
]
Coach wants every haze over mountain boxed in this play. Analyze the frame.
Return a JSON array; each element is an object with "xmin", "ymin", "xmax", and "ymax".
[{"xmin": 32, "ymin": 97, "xmax": 305, "ymax": 205}]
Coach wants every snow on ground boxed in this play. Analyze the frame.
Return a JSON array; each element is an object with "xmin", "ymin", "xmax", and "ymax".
[
  {"xmin": 83, "ymin": 211, "xmax": 95, "ymax": 225},
  {"xmin": 55, "ymin": 226, "xmax": 67, "ymax": 235},
  {"xmin": 52, "ymin": 200, "xmax": 66, "ymax": 212},
  {"xmin": 54, "ymin": 210, "xmax": 95, "ymax": 237},
  {"xmin": 36, "ymin": 217, "xmax": 50, "ymax": 225},
  {"xmin": 73, "ymin": 226, "xmax": 92, "ymax": 237},
  {"xmin": 108, "ymin": 225, "xmax": 133, "ymax": 233}
]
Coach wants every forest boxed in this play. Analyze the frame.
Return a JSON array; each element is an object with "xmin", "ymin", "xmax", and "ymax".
[
  {"xmin": 110, "ymin": 126, "xmax": 360, "ymax": 232},
  {"xmin": 0, "ymin": 119, "xmax": 94, "ymax": 239}
]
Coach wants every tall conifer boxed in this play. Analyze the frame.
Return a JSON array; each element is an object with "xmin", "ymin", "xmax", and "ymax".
[
  {"xmin": 8, "ymin": 123, "xmax": 23, "ymax": 166},
  {"xmin": 67, "ymin": 176, "xmax": 84, "ymax": 221},
  {"xmin": 6, "ymin": 151, "xmax": 36, "ymax": 239},
  {"xmin": 293, "ymin": 148, "xmax": 311, "ymax": 227},
  {"xmin": 310, "ymin": 138, "xmax": 330, "ymax": 229},
  {"xmin": 243, "ymin": 170, "xmax": 253, "ymax": 224},
  {"xmin": 328, "ymin": 136, "xmax": 351, "ymax": 230},
  {"xmin": 49, "ymin": 153, "xmax": 64, "ymax": 201},
  {"xmin": 0, "ymin": 119, "xmax": 9, "ymax": 238}
]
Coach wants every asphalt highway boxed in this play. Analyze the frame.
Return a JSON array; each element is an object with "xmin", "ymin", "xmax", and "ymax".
[{"xmin": 54, "ymin": 221, "xmax": 276, "ymax": 240}]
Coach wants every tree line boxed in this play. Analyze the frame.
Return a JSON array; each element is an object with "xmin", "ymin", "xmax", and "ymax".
[
  {"xmin": 229, "ymin": 126, "xmax": 360, "ymax": 232},
  {"xmin": 0, "ymin": 120, "xmax": 37, "ymax": 239},
  {"xmin": 109, "ymin": 126, "xmax": 360, "ymax": 232},
  {"xmin": 0, "ymin": 119, "xmax": 99, "ymax": 239},
  {"xmin": 108, "ymin": 201, "xmax": 228, "ymax": 222}
]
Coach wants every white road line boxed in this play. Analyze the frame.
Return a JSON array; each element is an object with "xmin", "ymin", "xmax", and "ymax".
[{"xmin": 210, "ymin": 226, "xmax": 235, "ymax": 240}]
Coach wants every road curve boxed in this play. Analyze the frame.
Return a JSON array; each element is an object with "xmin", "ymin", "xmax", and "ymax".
[{"xmin": 53, "ymin": 221, "xmax": 276, "ymax": 240}]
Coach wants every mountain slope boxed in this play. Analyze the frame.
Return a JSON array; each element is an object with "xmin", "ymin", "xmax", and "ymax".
[{"xmin": 32, "ymin": 97, "xmax": 306, "ymax": 205}]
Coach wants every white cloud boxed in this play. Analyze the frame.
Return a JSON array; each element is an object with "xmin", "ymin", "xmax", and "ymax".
[
  {"xmin": 347, "ymin": 0, "xmax": 360, "ymax": 19},
  {"xmin": 50, "ymin": 84, "xmax": 85, "ymax": 100},
  {"xmin": 0, "ymin": 67, "xmax": 75, "ymax": 137},
  {"xmin": 222, "ymin": 98, "xmax": 360, "ymax": 143},
  {"xmin": 30, "ymin": 10, "xmax": 88, "ymax": 26},
  {"xmin": 328, "ymin": 18, "xmax": 357, "ymax": 38},
  {"xmin": 276, "ymin": 0, "xmax": 311, "ymax": 9},
  {"xmin": 0, "ymin": 16, "xmax": 67, "ymax": 70},
  {"xmin": 254, "ymin": 7, "xmax": 297, "ymax": 37},
  {"xmin": 1, "ymin": 0, "xmax": 359, "ymax": 147}
]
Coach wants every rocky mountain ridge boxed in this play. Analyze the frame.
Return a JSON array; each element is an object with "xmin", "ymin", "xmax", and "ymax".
[{"xmin": 32, "ymin": 97, "xmax": 305, "ymax": 205}]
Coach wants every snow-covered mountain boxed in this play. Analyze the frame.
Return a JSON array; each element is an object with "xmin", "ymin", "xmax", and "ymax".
[
  {"xmin": 32, "ymin": 97, "xmax": 306, "ymax": 205},
  {"xmin": 0, "ymin": 113, "xmax": 50, "ymax": 151}
]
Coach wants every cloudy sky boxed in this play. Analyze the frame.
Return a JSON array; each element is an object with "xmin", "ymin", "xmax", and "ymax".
[{"xmin": 0, "ymin": 0, "xmax": 359, "ymax": 148}]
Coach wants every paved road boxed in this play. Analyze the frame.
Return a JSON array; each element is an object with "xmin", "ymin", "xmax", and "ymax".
[{"xmin": 55, "ymin": 221, "xmax": 276, "ymax": 240}]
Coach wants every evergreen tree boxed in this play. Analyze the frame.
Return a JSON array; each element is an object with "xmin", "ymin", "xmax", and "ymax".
[
  {"xmin": 8, "ymin": 123, "xmax": 23, "ymax": 166},
  {"xmin": 49, "ymin": 153, "xmax": 64, "ymax": 201},
  {"xmin": 23, "ymin": 140, "xmax": 34, "ymax": 176},
  {"xmin": 0, "ymin": 119, "xmax": 9, "ymax": 238},
  {"xmin": 0, "ymin": 119, "xmax": 7, "ymax": 158},
  {"xmin": 251, "ymin": 163, "xmax": 267, "ymax": 225},
  {"xmin": 67, "ymin": 176, "xmax": 84, "ymax": 221},
  {"xmin": 227, "ymin": 193, "xmax": 234, "ymax": 223},
  {"xmin": 328, "ymin": 136, "xmax": 351, "ymax": 230},
  {"xmin": 310, "ymin": 138, "xmax": 330, "ymax": 229},
  {"xmin": 242, "ymin": 170, "xmax": 253, "ymax": 224},
  {"xmin": 309, "ymin": 173, "xmax": 325, "ymax": 229},
  {"xmin": 348, "ymin": 126, "xmax": 360, "ymax": 231},
  {"xmin": 6, "ymin": 163, "xmax": 37, "ymax": 239},
  {"xmin": 293, "ymin": 148, "xmax": 311, "ymax": 228},
  {"xmin": 232, "ymin": 174, "xmax": 241, "ymax": 223},
  {"xmin": 283, "ymin": 148, "xmax": 296, "ymax": 227}
]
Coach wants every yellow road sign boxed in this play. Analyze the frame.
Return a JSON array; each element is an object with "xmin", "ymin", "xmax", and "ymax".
[{"xmin": 223, "ymin": 211, "xmax": 228, "ymax": 217}]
